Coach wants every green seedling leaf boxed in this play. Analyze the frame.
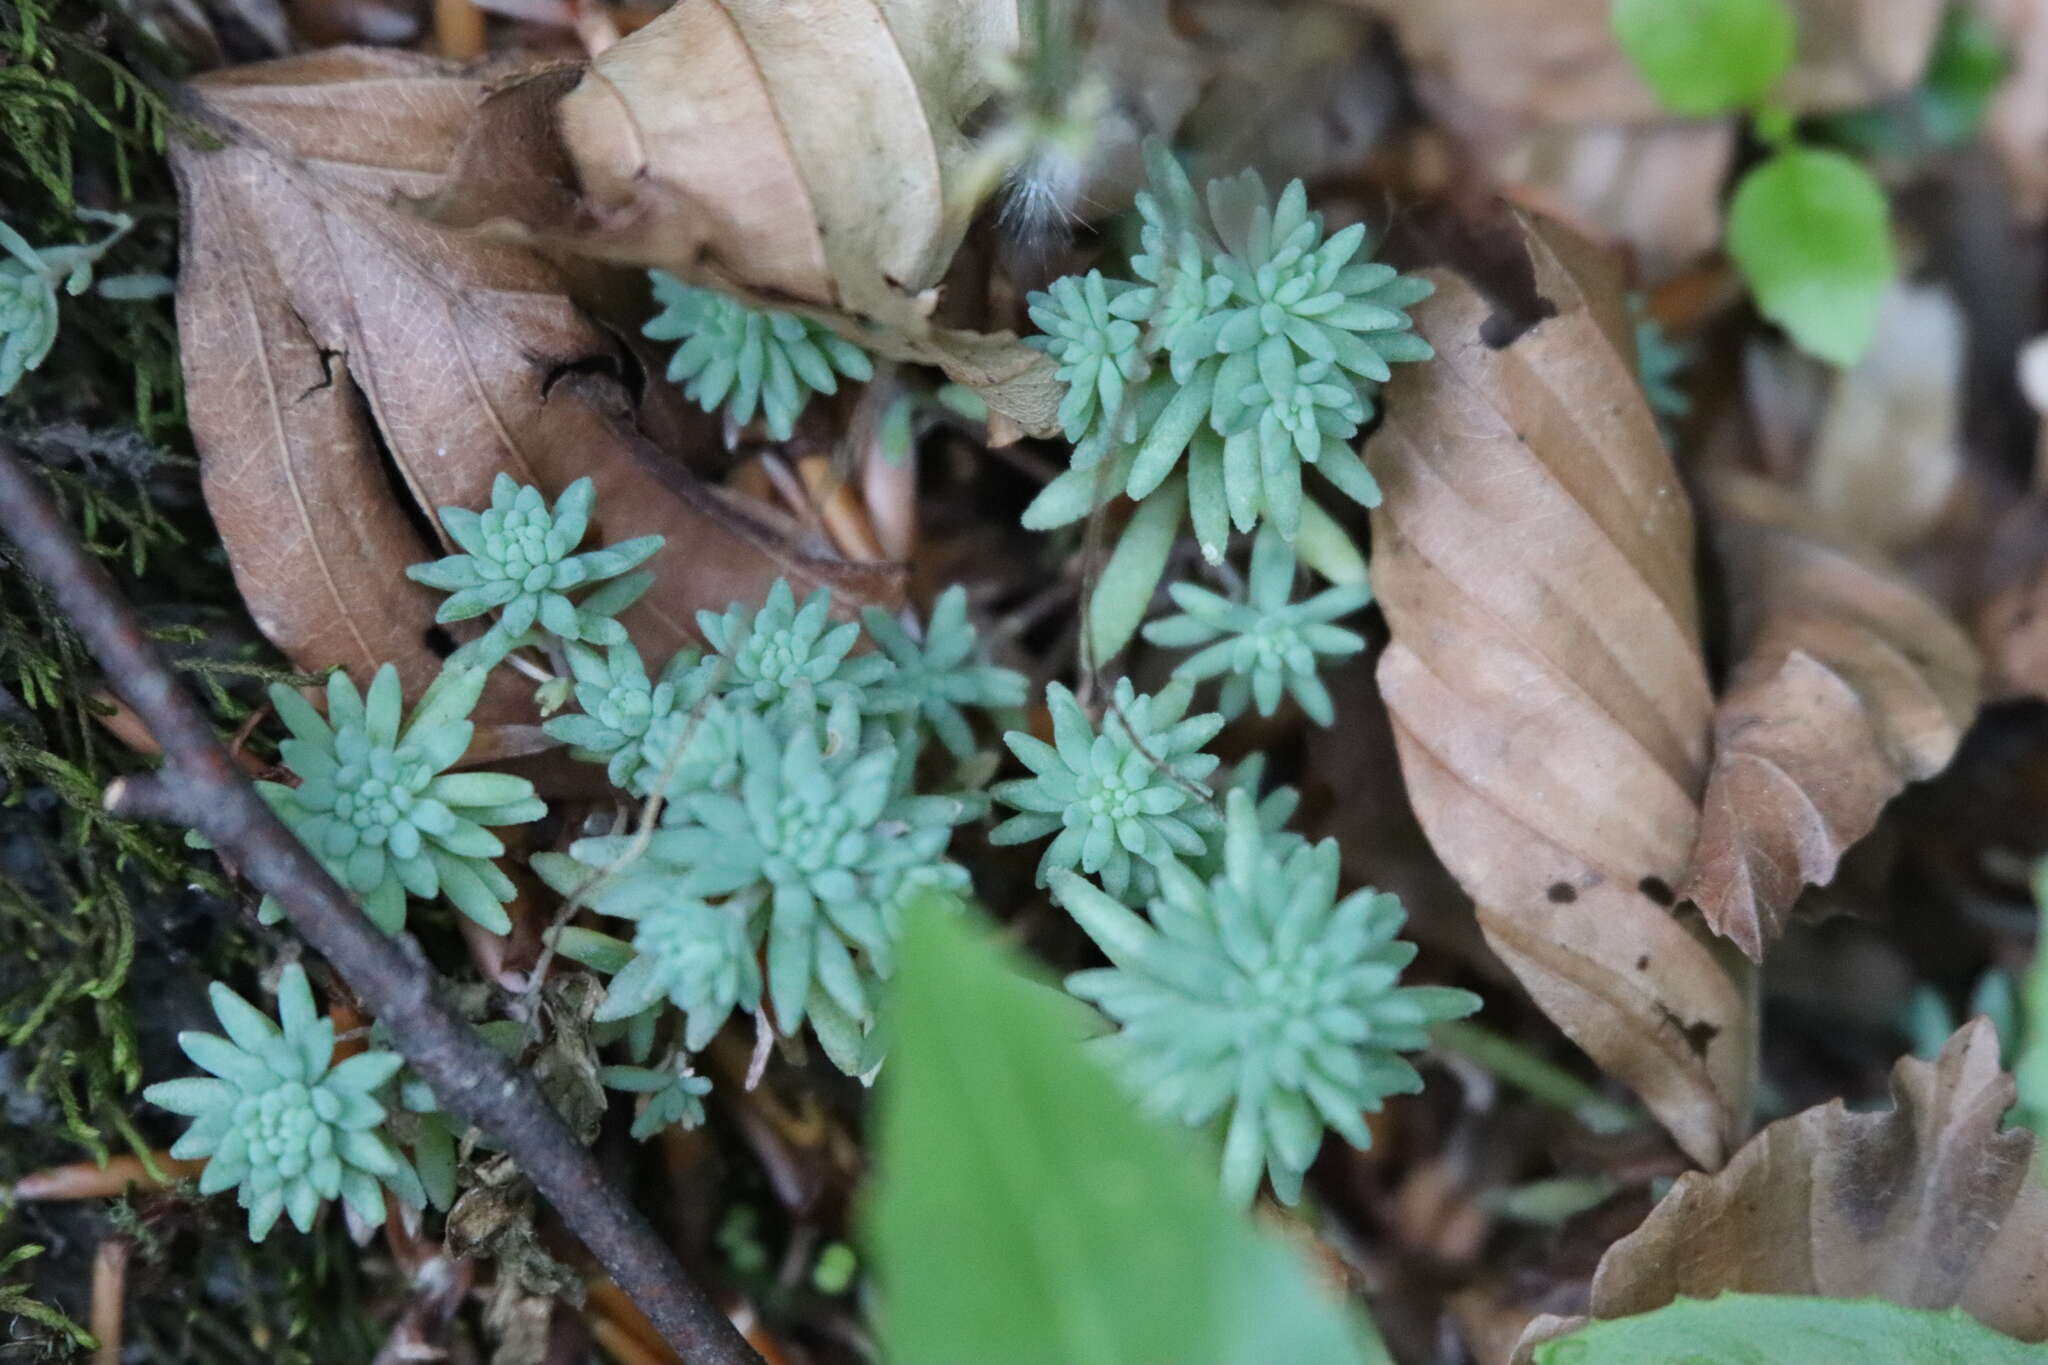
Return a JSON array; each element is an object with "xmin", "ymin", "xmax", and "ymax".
[
  {"xmin": 866, "ymin": 900, "xmax": 1390, "ymax": 1365},
  {"xmin": 1610, "ymin": 0, "xmax": 1797, "ymax": 116},
  {"xmin": 1534, "ymin": 1294, "xmax": 2048, "ymax": 1364},
  {"xmin": 1727, "ymin": 147, "xmax": 1895, "ymax": 366}
]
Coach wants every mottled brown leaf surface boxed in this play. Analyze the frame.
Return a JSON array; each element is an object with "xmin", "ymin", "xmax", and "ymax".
[
  {"xmin": 1513, "ymin": 1022, "xmax": 2048, "ymax": 1360},
  {"xmin": 1681, "ymin": 476, "xmax": 1980, "ymax": 959},
  {"xmin": 421, "ymin": 0, "xmax": 1062, "ymax": 435},
  {"xmin": 175, "ymin": 48, "xmax": 900, "ymax": 716},
  {"xmin": 1366, "ymin": 210, "xmax": 1752, "ymax": 1169}
]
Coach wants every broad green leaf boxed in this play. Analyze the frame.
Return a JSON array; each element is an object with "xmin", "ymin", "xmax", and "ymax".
[
  {"xmin": 1535, "ymin": 1294, "xmax": 2048, "ymax": 1364},
  {"xmin": 1610, "ymin": 0, "xmax": 1796, "ymax": 116},
  {"xmin": 1727, "ymin": 148, "xmax": 1895, "ymax": 367},
  {"xmin": 866, "ymin": 901, "xmax": 1389, "ymax": 1365}
]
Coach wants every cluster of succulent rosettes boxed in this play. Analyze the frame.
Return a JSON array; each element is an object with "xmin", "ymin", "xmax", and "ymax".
[
  {"xmin": 643, "ymin": 270, "xmax": 874, "ymax": 441},
  {"xmin": 257, "ymin": 663, "xmax": 544, "ymax": 935},
  {"xmin": 1142, "ymin": 523, "xmax": 1372, "ymax": 727},
  {"xmin": 1023, "ymin": 141, "xmax": 1434, "ymax": 568},
  {"xmin": 991, "ymin": 677, "xmax": 1225, "ymax": 904},
  {"xmin": 143, "ymin": 966, "xmax": 419, "ymax": 1240},
  {"xmin": 406, "ymin": 475, "xmax": 662, "ymax": 667},
  {"xmin": 545, "ymin": 580, "xmax": 1025, "ymax": 796},
  {"xmin": 1050, "ymin": 791, "xmax": 1481, "ymax": 1207},
  {"xmin": 537, "ymin": 689, "xmax": 982, "ymax": 1078}
]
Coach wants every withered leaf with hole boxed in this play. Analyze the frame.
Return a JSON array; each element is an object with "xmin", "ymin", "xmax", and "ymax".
[
  {"xmin": 1366, "ymin": 209, "xmax": 1751, "ymax": 1169},
  {"xmin": 174, "ymin": 48, "xmax": 902, "ymax": 720},
  {"xmin": 423, "ymin": 0, "xmax": 1063, "ymax": 436},
  {"xmin": 1681, "ymin": 475, "xmax": 1980, "ymax": 960},
  {"xmin": 1512, "ymin": 1021, "xmax": 2048, "ymax": 1360}
]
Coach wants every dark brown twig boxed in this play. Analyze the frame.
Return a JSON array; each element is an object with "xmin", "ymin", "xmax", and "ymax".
[{"xmin": 0, "ymin": 444, "xmax": 763, "ymax": 1365}]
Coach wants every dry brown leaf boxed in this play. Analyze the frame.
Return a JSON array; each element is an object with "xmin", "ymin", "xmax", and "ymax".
[
  {"xmin": 175, "ymin": 48, "xmax": 900, "ymax": 718},
  {"xmin": 1681, "ymin": 474, "xmax": 1980, "ymax": 959},
  {"xmin": 421, "ymin": 0, "xmax": 1062, "ymax": 434},
  {"xmin": 1512, "ymin": 1021, "xmax": 2048, "ymax": 1360},
  {"xmin": 1366, "ymin": 208, "xmax": 1752, "ymax": 1169},
  {"xmin": 1359, "ymin": 0, "xmax": 1943, "ymax": 122}
]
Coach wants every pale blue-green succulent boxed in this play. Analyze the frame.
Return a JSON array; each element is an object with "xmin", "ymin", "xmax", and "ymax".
[
  {"xmin": 256, "ymin": 663, "xmax": 544, "ymax": 935},
  {"xmin": 542, "ymin": 640, "xmax": 731, "ymax": 796},
  {"xmin": 1023, "ymin": 142, "xmax": 1433, "ymax": 567},
  {"xmin": 407, "ymin": 475, "xmax": 662, "ymax": 666},
  {"xmin": 991, "ymin": 678, "xmax": 1224, "ymax": 903},
  {"xmin": 696, "ymin": 578, "xmax": 896, "ymax": 716},
  {"xmin": 538, "ymin": 691, "xmax": 976, "ymax": 1059},
  {"xmin": 1142, "ymin": 523, "xmax": 1371, "ymax": 726},
  {"xmin": 644, "ymin": 271, "xmax": 874, "ymax": 440},
  {"xmin": 1051, "ymin": 791, "xmax": 1480, "ymax": 1206},
  {"xmin": 599, "ymin": 1062, "xmax": 713, "ymax": 1141},
  {"xmin": 1632, "ymin": 293, "xmax": 1691, "ymax": 431},
  {"xmin": 553, "ymin": 895, "xmax": 761, "ymax": 1054},
  {"xmin": 862, "ymin": 585, "xmax": 1029, "ymax": 759},
  {"xmin": 1, "ymin": 210, "xmax": 138, "ymax": 398},
  {"xmin": 142, "ymin": 965, "xmax": 415, "ymax": 1239}
]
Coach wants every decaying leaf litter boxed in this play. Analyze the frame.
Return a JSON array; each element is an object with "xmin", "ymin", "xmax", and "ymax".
[{"xmin": 9, "ymin": 0, "xmax": 2048, "ymax": 1361}]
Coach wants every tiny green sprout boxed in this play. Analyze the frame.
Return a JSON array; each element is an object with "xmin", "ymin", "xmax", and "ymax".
[
  {"xmin": 142, "ymin": 964, "xmax": 413, "ymax": 1240},
  {"xmin": 991, "ymin": 678, "xmax": 1224, "ymax": 903},
  {"xmin": 862, "ymin": 585, "xmax": 1030, "ymax": 759},
  {"xmin": 697, "ymin": 578, "xmax": 896, "ymax": 715},
  {"xmin": 1051, "ymin": 791, "xmax": 1480, "ymax": 1206},
  {"xmin": 407, "ymin": 474, "xmax": 662, "ymax": 666},
  {"xmin": 598, "ymin": 1062, "xmax": 714, "ymax": 1140},
  {"xmin": 1142, "ymin": 522, "xmax": 1371, "ymax": 726},
  {"xmin": 644, "ymin": 271, "xmax": 874, "ymax": 440},
  {"xmin": 257, "ymin": 662, "xmax": 545, "ymax": 935},
  {"xmin": 1, "ymin": 209, "xmax": 137, "ymax": 398}
]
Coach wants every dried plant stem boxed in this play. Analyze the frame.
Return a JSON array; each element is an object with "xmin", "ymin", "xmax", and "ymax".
[
  {"xmin": 0, "ymin": 444, "xmax": 765, "ymax": 1365},
  {"xmin": 90, "ymin": 1238, "xmax": 129, "ymax": 1365}
]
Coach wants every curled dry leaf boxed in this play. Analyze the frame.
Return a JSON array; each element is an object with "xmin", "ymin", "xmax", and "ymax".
[
  {"xmin": 1682, "ymin": 475, "xmax": 1980, "ymax": 960},
  {"xmin": 1512, "ymin": 1020, "xmax": 2048, "ymax": 1360},
  {"xmin": 174, "ymin": 48, "xmax": 901, "ymax": 721},
  {"xmin": 1366, "ymin": 209, "xmax": 1751, "ymax": 1169},
  {"xmin": 1358, "ymin": 0, "xmax": 1943, "ymax": 122},
  {"xmin": 422, "ymin": 0, "xmax": 1063, "ymax": 435}
]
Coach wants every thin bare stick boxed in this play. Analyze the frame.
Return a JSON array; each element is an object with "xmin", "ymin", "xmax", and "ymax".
[{"xmin": 0, "ymin": 444, "xmax": 764, "ymax": 1365}]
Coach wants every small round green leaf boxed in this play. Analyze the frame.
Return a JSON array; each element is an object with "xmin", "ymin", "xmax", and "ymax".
[
  {"xmin": 1727, "ymin": 147, "xmax": 1894, "ymax": 367},
  {"xmin": 1610, "ymin": 0, "xmax": 1797, "ymax": 116}
]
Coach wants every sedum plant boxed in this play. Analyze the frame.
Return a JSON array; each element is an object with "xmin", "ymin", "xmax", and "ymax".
[
  {"xmin": 538, "ymin": 689, "xmax": 983, "ymax": 1077},
  {"xmin": 142, "ymin": 965, "xmax": 416, "ymax": 1239},
  {"xmin": 644, "ymin": 270, "xmax": 874, "ymax": 440},
  {"xmin": 257, "ymin": 662, "xmax": 545, "ymax": 935},
  {"xmin": 991, "ymin": 677, "xmax": 1224, "ymax": 903},
  {"xmin": 1, "ymin": 209, "xmax": 157, "ymax": 398},
  {"xmin": 1021, "ymin": 141, "xmax": 1433, "ymax": 658},
  {"xmin": 1050, "ymin": 791, "xmax": 1480, "ymax": 1206},
  {"xmin": 862, "ymin": 585, "xmax": 1031, "ymax": 759},
  {"xmin": 696, "ymin": 577, "xmax": 896, "ymax": 715},
  {"xmin": 1142, "ymin": 523, "xmax": 1371, "ymax": 726},
  {"xmin": 406, "ymin": 474, "xmax": 662, "ymax": 667}
]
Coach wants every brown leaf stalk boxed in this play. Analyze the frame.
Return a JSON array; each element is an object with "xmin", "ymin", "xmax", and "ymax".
[{"xmin": 0, "ymin": 444, "xmax": 763, "ymax": 1365}]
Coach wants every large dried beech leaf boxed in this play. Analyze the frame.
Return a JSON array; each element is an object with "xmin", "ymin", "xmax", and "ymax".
[
  {"xmin": 175, "ymin": 48, "xmax": 900, "ymax": 719},
  {"xmin": 1366, "ymin": 211, "xmax": 1751, "ymax": 1168},
  {"xmin": 1681, "ymin": 475, "xmax": 1980, "ymax": 959},
  {"xmin": 1357, "ymin": 0, "xmax": 1943, "ymax": 123},
  {"xmin": 423, "ymin": 0, "xmax": 1060, "ymax": 435},
  {"xmin": 1513, "ymin": 1021, "xmax": 2048, "ymax": 1360}
]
